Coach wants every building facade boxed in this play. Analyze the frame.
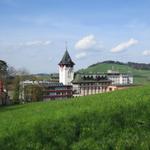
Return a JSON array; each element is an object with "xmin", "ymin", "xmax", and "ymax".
[
  {"xmin": 107, "ymin": 70, "xmax": 133, "ymax": 85},
  {"xmin": 72, "ymin": 74, "xmax": 112, "ymax": 96},
  {"xmin": 19, "ymin": 49, "xmax": 134, "ymax": 102},
  {"xmin": 20, "ymin": 81, "xmax": 73, "ymax": 101},
  {"xmin": 58, "ymin": 50, "xmax": 134, "ymax": 97},
  {"xmin": 43, "ymin": 83, "xmax": 73, "ymax": 100}
]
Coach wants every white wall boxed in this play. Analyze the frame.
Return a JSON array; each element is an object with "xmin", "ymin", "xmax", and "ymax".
[
  {"xmin": 59, "ymin": 65, "xmax": 74, "ymax": 85},
  {"xmin": 108, "ymin": 74, "xmax": 133, "ymax": 85}
]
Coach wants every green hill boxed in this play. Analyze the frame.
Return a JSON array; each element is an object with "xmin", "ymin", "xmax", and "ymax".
[
  {"xmin": 78, "ymin": 62, "xmax": 150, "ymax": 85},
  {"xmin": 0, "ymin": 86, "xmax": 150, "ymax": 149}
]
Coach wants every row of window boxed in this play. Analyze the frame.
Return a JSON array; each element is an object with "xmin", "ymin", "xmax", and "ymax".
[
  {"xmin": 80, "ymin": 83, "xmax": 110, "ymax": 86},
  {"xmin": 44, "ymin": 92, "xmax": 72, "ymax": 96}
]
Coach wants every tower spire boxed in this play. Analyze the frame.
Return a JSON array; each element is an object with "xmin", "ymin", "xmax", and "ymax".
[
  {"xmin": 58, "ymin": 48, "xmax": 75, "ymax": 66},
  {"xmin": 65, "ymin": 41, "xmax": 68, "ymax": 50}
]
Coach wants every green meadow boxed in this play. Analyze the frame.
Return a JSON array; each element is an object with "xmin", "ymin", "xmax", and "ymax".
[{"xmin": 0, "ymin": 86, "xmax": 150, "ymax": 150}]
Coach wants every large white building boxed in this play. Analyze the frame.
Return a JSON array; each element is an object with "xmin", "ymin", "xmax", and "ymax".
[
  {"xmin": 59, "ymin": 50, "xmax": 113, "ymax": 96},
  {"xmin": 58, "ymin": 50, "xmax": 134, "ymax": 96}
]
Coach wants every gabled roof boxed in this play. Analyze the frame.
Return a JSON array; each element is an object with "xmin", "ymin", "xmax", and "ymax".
[{"xmin": 58, "ymin": 50, "xmax": 75, "ymax": 66}]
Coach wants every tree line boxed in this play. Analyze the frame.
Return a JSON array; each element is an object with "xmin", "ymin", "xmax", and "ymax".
[{"xmin": 0, "ymin": 60, "xmax": 43, "ymax": 105}]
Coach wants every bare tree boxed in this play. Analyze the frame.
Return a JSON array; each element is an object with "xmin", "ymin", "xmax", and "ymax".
[
  {"xmin": 16, "ymin": 68, "xmax": 30, "ymax": 76},
  {"xmin": 8, "ymin": 66, "xmax": 17, "ymax": 77}
]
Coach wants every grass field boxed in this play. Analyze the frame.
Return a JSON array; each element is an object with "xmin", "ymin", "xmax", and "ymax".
[
  {"xmin": 0, "ymin": 86, "xmax": 150, "ymax": 149},
  {"xmin": 79, "ymin": 63, "xmax": 150, "ymax": 84}
]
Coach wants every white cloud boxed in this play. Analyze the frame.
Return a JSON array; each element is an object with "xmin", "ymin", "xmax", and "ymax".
[
  {"xmin": 75, "ymin": 52, "xmax": 87, "ymax": 59},
  {"xmin": 19, "ymin": 40, "xmax": 52, "ymax": 47},
  {"xmin": 0, "ymin": 40, "xmax": 52, "ymax": 54},
  {"xmin": 143, "ymin": 50, "xmax": 150, "ymax": 56},
  {"xmin": 74, "ymin": 35, "xmax": 103, "ymax": 60},
  {"xmin": 75, "ymin": 35, "xmax": 98, "ymax": 50},
  {"xmin": 111, "ymin": 38, "xmax": 139, "ymax": 53}
]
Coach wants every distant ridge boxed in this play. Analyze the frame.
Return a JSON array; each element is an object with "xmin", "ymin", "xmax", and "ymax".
[{"xmin": 88, "ymin": 60, "xmax": 150, "ymax": 70}]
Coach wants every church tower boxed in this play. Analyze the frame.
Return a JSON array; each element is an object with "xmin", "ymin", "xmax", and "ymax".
[{"xmin": 58, "ymin": 50, "xmax": 75, "ymax": 85}]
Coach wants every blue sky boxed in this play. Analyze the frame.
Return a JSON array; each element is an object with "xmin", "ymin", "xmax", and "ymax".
[{"xmin": 0, "ymin": 0, "xmax": 150, "ymax": 73}]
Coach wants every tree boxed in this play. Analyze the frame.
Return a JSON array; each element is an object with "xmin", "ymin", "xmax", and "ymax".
[
  {"xmin": 13, "ymin": 76, "xmax": 20, "ymax": 104},
  {"xmin": 32, "ymin": 85, "xmax": 43, "ymax": 101},
  {"xmin": 24, "ymin": 85, "xmax": 43, "ymax": 102},
  {"xmin": 8, "ymin": 66, "xmax": 17, "ymax": 77},
  {"xmin": 0, "ymin": 60, "xmax": 7, "ymax": 77},
  {"xmin": 0, "ymin": 60, "xmax": 8, "ymax": 105},
  {"xmin": 0, "ymin": 60, "xmax": 8, "ymax": 88},
  {"xmin": 17, "ymin": 68, "xmax": 29, "ymax": 76}
]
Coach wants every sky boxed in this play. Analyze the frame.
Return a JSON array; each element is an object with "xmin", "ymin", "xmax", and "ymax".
[{"xmin": 0, "ymin": 0, "xmax": 150, "ymax": 73}]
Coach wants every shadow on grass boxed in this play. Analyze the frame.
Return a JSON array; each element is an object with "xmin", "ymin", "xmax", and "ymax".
[{"xmin": 0, "ymin": 104, "xmax": 25, "ymax": 113}]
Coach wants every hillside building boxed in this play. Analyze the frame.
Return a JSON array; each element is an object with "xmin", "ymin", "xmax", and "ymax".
[
  {"xmin": 20, "ymin": 49, "xmax": 134, "ymax": 101},
  {"xmin": 58, "ymin": 50, "xmax": 134, "ymax": 97},
  {"xmin": 59, "ymin": 50, "xmax": 113, "ymax": 96}
]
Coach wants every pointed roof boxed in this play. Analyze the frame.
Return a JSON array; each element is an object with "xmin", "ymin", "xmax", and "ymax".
[{"xmin": 59, "ymin": 50, "xmax": 75, "ymax": 66}]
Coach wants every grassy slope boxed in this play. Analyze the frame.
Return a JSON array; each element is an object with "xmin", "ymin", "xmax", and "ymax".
[
  {"xmin": 0, "ymin": 86, "xmax": 150, "ymax": 149},
  {"xmin": 78, "ymin": 63, "xmax": 150, "ymax": 85}
]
